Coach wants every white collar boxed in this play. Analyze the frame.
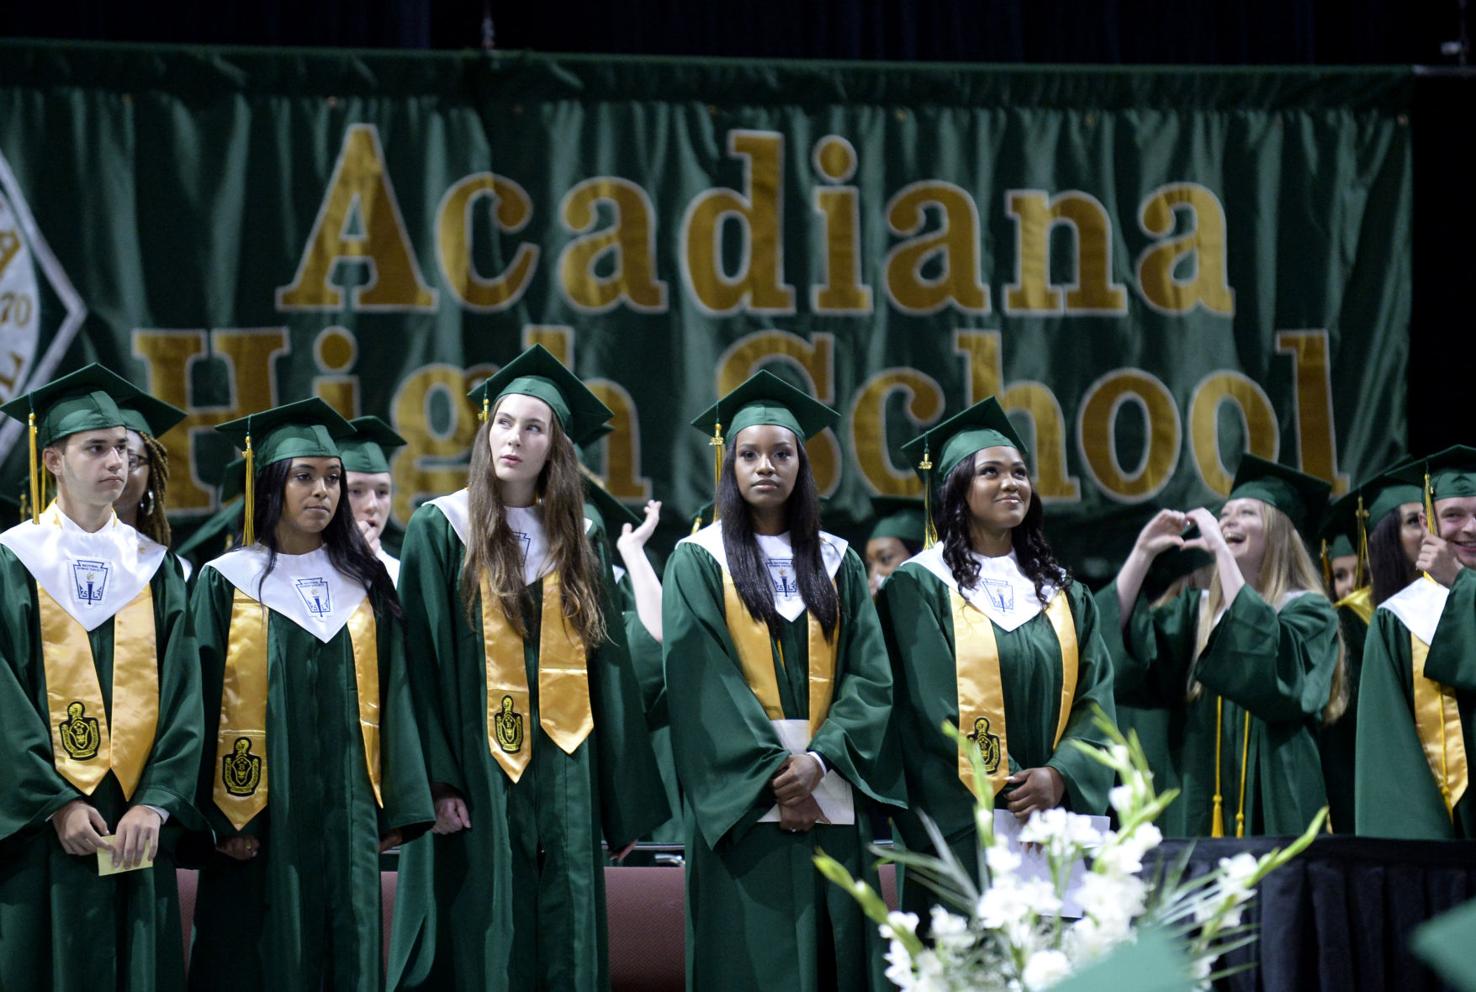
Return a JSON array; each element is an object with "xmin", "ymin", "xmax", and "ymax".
[
  {"xmin": 679, "ymin": 522, "xmax": 847, "ymax": 622},
  {"xmin": 1379, "ymin": 576, "xmax": 1450, "ymax": 646},
  {"xmin": 907, "ymin": 544, "xmax": 1055, "ymax": 632},
  {"xmin": 206, "ymin": 544, "xmax": 368, "ymax": 643},
  {"xmin": 426, "ymin": 490, "xmax": 550, "ymax": 586},
  {"xmin": 0, "ymin": 503, "xmax": 167, "ymax": 631}
]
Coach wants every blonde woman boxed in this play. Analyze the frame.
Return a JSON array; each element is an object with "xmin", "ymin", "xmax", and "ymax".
[{"xmin": 1103, "ymin": 455, "xmax": 1342, "ymax": 837}]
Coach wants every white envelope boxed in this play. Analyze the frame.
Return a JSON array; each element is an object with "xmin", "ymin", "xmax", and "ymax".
[{"xmin": 758, "ymin": 718, "xmax": 855, "ymax": 826}]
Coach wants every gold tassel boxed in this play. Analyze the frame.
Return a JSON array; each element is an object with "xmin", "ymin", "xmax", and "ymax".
[
  {"xmin": 1211, "ymin": 696, "xmax": 1225, "ymax": 838},
  {"xmin": 1319, "ymin": 538, "xmax": 1333, "ymax": 593},
  {"xmin": 243, "ymin": 431, "xmax": 255, "ymax": 547},
  {"xmin": 27, "ymin": 412, "xmax": 39, "ymax": 524},
  {"xmin": 1235, "ymin": 710, "xmax": 1252, "ymax": 839},
  {"xmin": 480, "ymin": 394, "xmax": 490, "ymax": 424},
  {"xmin": 1424, "ymin": 468, "xmax": 1437, "ymax": 581},
  {"xmin": 709, "ymin": 418, "xmax": 724, "ymax": 522},
  {"xmin": 1354, "ymin": 493, "xmax": 1370, "ymax": 589},
  {"xmin": 920, "ymin": 441, "xmax": 937, "ymax": 549}
]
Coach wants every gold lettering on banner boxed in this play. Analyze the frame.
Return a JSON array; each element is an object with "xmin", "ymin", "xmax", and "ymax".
[
  {"xmin": 717, "ymin": 331, "xmax": 838, "ymax": 495},
  {"xmin": 436, "ymin": 173, "xmax": 539, "ymax": 312},
  {"xmin": 587, "ymin": 382, "xmax": 652, "ymax": 502},
  {"xmin": 1078, "ymin": 369, "xmax": 1181, "ymax": 502},
  {"xmin": 276, "ymin": 124, "xmax": 437, "ymax": 312},
  {"xmin": 132, "ymin": 328, "xmax": 290, "ymax": 511},
  {"xmin": 850, "ymin": 370, "xmax": 942, "ymax": 497},
  {"xmin": 953, "ymin": 331, "xmax": 1080, "ymax": 502},
  {"xmin": 390, "ymin": 364, "xmax": 490, "ymax": 522},
  {"xmin": 1275, "ymin": 330, "xmax": 1348, "ymax": 494},
  {"xmin": 1188, "ymin": 370, "xmax": 1280, "ymax": 496},
  {"xmin": 1005, "ymin": 190, "xmax": 1128, "ymax": 315},
  {"xmin": 681, "ymin": 131, "xmax": 796, "ymax": 315},
  {"xmin": 312, "ymin": 326, "xmax": 360, "ymax": 419},
  {"xmin": 1135, "ymin": 183, "xmax": 1235, "ymax": 316},
  {"xmin": 811, "ymin": 136, "xmax": 873, "ymax": 315},
  {"xmin": 559, "ymin": 178, "xmax": 668, "ymax": 314},
  {"xmin": 523, "ymin": 325, "xmax": 572, "ymax": 364},
  {"xmin": 883, "ymin": 181, "xmax": 989, "ymax": 315}
]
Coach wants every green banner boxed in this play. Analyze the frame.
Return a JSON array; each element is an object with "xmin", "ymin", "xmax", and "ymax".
[{"xmin": 0, "ymin": 44, "xmax": 1412, "ymax": 575}]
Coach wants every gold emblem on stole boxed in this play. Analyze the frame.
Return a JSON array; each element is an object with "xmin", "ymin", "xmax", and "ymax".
[
  {"xmin": 59, "ymin": 700, "xmax": 101, "ymax": 760},
  {"xmin": 222, "ymin": 737, "xmax": 262, "ymax": 796},
  {"xmin": 969, "ymin": 716, "xmax": 1002, "ymax": 773},
  {"xmin": 494, "ymin": 695, "xmax": 525, "ymax": 753}
]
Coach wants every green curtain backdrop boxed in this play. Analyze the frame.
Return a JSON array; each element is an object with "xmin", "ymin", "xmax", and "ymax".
[{"xmin": 0, "ymin": 44, "xmax": 1412, "ymax": 573}]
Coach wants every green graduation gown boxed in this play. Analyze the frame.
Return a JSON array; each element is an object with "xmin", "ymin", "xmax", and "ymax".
[
  {"xmin": 1097, "ymin": 581, "xmax": 1338, "ymax": 838},
  {"xmin": 881, "ymin": 552, "xmax": 1116, "ymax": 917},
  {"xmin": 387, "ymin": 495, "xmax": 668, "ymax": 992},
  {"xmin": 0, "ymin": 524, "xmax": 203, "ymax": 992},
  {"xmin": 620, "ymin": 585, "xmax": 684, "ymax": 844},
  {"xmin": 662, "ymin": 526, "xmax": 904, "ymax": 992},
  {"xmin": 187, "ymin": 551, "xmax": 434, "ymax": 992},
  {"xmin": 1318, "ymin": 599, "xmax": 1368, "ymax": 834},
  {"xmin": 1356, "ymin": 576, "xmax": 1476, "ymax": 838}
]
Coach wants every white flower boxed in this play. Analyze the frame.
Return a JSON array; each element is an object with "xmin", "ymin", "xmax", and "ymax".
[
  {"xmin": 1096, "ymin": 823, "xmax": 1162, "ymax": 876},
  {"xmin": 1018, "ymin": 808, "xmax": 1103, "ymax": 857},
  {"xmin": 884, "ymin": 939, "xmax": 917, "ymax": 989},
  {"xmin": 887, "ymin": 910, "xmax": 921, "ymax": 936},
  {"xmin": 1216, "ymin": 852, "xmax": 1259, "ymax": 901},
  {"xmin": 930, "ymin": 906, "xmax": 974, "ymax": 952},
  {"xmin": 1074, "ymin": 871, "xmax": 1143, "ymax": 933},
  {"xmin": 986, "ymin": 843, "xmax": 1023, "ymax": 876},
  {"xmin": 1108, "ymin": 785, "xmax": 1133, "ymax": 813},
  {"xmin": 1021, "ymin": 949, "xmax": 1073, "ymax": 990}
]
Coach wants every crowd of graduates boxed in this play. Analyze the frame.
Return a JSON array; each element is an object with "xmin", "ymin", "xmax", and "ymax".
[{"xmin": 2, "ymin": 347, "xmax": 1474, "ymax": 992}]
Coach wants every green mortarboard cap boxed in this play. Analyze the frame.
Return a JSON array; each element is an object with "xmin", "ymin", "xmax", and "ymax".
[
  {"xmin": 1425, "ymin": 445, "xmax": 1476, "ymax": 501},
  {"xmin": 0, "ymin": 363, "xmax": 151, "ymax": 449},
  {"xmin": 1415, "ymin": 896, "xmax": 1476, "ymax": 992},
  {"xmin": 1050, "ymin": 929, "xmax": 1192, "ymax": 992},
  {"xmin": 1326, "ymin": 533, "xmax": 1355, "ymax": 559},
  {"xmin": 214, "ymin": 397, "xmax": 355, "ymax": 466},
  {"xmin": 467, "ymin": 344, "xmax": 613, "ymax": 443},
  {"xmin": 1363, "ymin": 457, "xmax": 1424, "ymax": 532},
  {"xmin": 1320, "ymin": 489, "xmax": 1360, "ymax": 547},
  {"xmin": 900, "ymin": 395, "xmax": 1028, "ymax": 486},
  {"xmin": 583, "ymin": 477, "xmax": 643, "ymax": 532},
  {"xmin": 688, "ymin": 369, "xmax": 838, "ymax": 444},
  {"xmin": 689, "ymin": 500, "xmax": 714, "ymax": 533},
  {"xmin": 868, "ymin": 496, "xmax": 926, "ymax": 546},
  {"xmin": 116, "ymin": 393, "xmax": 187, "ymax": 440},
  {"xmin": 218, "ymin": 457, "xmax": 247, "ymax": 504},
  {"xmin": 577, "ymin": 422, "xmax": 615, "ymax": 448},
  {"xmin": 1226, "ymin": 454, "xmax": 1331, "ymax": 539},
  {"xmin": 340, "ymin": 416, "xmax": 407, "ymax": 475}
]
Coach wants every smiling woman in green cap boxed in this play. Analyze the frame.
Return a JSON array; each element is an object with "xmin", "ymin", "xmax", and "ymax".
[
  {"xmin": 1103, "ymin": 453, "xmax": 1343, "ymax": 838},
  {"xmin": 661, "ymin": 369, "xmax": 903, "ymax": 992},
  {"xmin": 1356, "ymin": 446, "xmax": 1476, "ymax": 839},
  {"xmin": 0, "ymin": 363, "xmax": 204, "ymax": 992},
  {"xmin": 340, "ymin": 415, "xmax": 408, "ymax": 583},
  {"xmin": 878, "ymin": 396, "xmax": 1116, "ymax": 915},
  {"xmin": 185, "ymin": 396, "xmax": 433, "ymax": 992},
  {"xmin": 385, "ymin": 344, "xmax": 666, "ymax": 992}
]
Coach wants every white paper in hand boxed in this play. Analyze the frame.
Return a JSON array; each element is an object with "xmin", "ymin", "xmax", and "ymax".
[{"xmin": 758, "ymin": 719, "xmax": 855, "ymax": 825}]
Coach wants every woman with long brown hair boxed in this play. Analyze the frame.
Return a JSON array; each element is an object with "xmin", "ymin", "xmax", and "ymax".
[
  {"xmin": 1105, "ymin": 454, "xmax": 1343, "ymax": 838},
  {"xmin": 387, "ymin": 345, "xmax": 666, "ymax": 992}
]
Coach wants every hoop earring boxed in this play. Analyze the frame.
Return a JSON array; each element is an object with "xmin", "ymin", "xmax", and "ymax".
[{"xmin": 141, "ymin": 490, "xmax": 156, "ymax": 516}]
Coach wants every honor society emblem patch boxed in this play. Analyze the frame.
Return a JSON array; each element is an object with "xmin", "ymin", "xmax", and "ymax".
[
  {"xmin": 294, "ymin": 576, "xmax": 334, "ymax": 618},
  {"xmin": 71, "ymin": 559, "xmax": 111, "ymax": 607}
]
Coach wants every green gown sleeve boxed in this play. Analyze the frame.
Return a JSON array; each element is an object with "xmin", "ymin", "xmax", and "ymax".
[
  {"xmin": 130, "ymin": 552, "xmax": 205, "ymax": 829},
  {"xmin": 1354, "ymin": 609, "xmax": 1456, "ymax": 838},
  {"xmin": 626, "ymin": 611, "xmax": 668, "ymax": 726},
  {"xmin": 588, "ymin": 540, "xmax": 671, "ymax": 847},
  {"xmin": 1425, "ymin": 569, "xmax": 1476, "ymax": 690},
  {"xmin": 1094, "ymin": 579, "xmax": 1201, "ymax": 708},
  {"xmin": 806, "ymin": 549, "xmax": 905, "ymax": 808},
  {"xmin": 1194, "ymin": 588, "xmax": 1338, "ymax": 724},
  {"xmin": 374, "ymin": 606, "xmax": 435, "ymax": 843},
  {"xmin": 1046, "ymin": 582, "xmax": 1119, "ymax": 815},
  {"xmin": 662, "ymin": 543, "xmax": 793, "ymax": 851},
  {"xmin": 396, "ymin": 506, "xmax": 469, "ymax": 793},
  {"xmin": 0, "ymin": 549, "xmax": 80, "ymax": 843}
]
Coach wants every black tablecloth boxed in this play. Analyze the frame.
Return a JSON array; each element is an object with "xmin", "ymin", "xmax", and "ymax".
[{"xmin": 1155, "ymin": 836, "xmax": 1476, "ymax": 992}]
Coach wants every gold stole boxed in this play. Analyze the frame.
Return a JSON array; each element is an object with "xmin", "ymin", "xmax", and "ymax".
[
  {"xmin": 479, "ymin": 571, "xmax": 594, "ymax": 782},
  {"xmin": 951, "ymin": 589, "xmax": 1078, "ymax": 798},
  {"xmin": 1335, "ymin": 586, "xmax": 1374, "ymax": 625},
  {"xmin": 1411, "ymin": 632, "xmax": 1469, "ymax": 817},
  {"xmin": 41, "ymin": 584, "xmax": 158, "ymax": 799},
  {"xmin": 720, "ymin": 569, "xmax": 837, "ymax": 739},
  {"xmin": 213, "ymin": 592, "xmax": 383, "ymax": 830}
]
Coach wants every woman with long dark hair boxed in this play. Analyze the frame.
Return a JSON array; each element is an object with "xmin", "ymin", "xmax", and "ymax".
[
  {"xmin": 1358, "ymin": 447, "xmax": 1476, "ymax": 838},
  {"xmin": 879, "ymin": 397, "xmax": 1116, "ymax": 915},
  {"xmin": 1315, "ymin": 468, "xmax": 1423, "ymax": 832},
  {"xmin": 1105, "ymin": 454, "xmax": 1342, "ymax": 838},
  {"xmin": 386, "ymin": 346, "xmax": 666, "ymax": 992},
  {"xmin": 663, "ymin": 370, "xmax": 902, "ymax": 992},
  {"xmin": 187, "ymin": 398, "xmax": 432, "ymax": 991}
]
